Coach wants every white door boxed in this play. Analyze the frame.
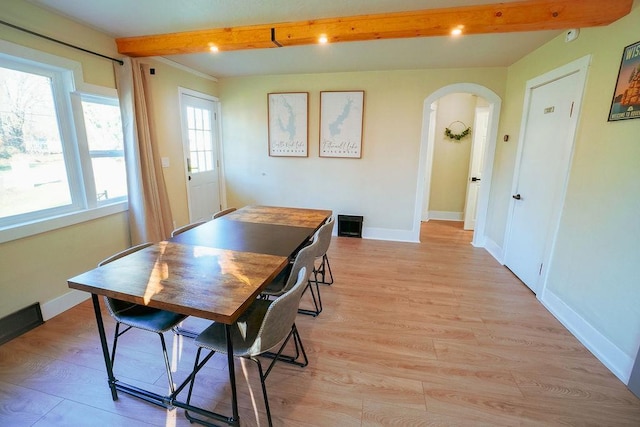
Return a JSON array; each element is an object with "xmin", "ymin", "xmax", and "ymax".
[
  {"xmin": 463, "ymin": 106, "xmax": 489, "ymax": 230},
  {"xmin": 504, "ymin": 57, "xmax": 588, "ymax": 294},
  {"xmin": 180, "ymin": 92, "xmax": 221, "ymax": 222}
]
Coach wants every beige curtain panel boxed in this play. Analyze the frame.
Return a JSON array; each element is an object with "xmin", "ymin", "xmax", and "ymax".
[{"xmin": 115, "ymin": 58, "xmax": 174, "ymax": 244}]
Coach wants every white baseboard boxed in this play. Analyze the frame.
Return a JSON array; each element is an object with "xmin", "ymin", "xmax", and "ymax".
[
  {"xmin": 540, "ymin": 289, "xmax": 633, "ymax": 384},
  {"xmin": 40, "ymin": 290, "xmax": 90, "ymax": 321},
  {"xmin": 362, "ymin": 227, "xmax": 419, "ymax": 242},
  {"xmin": 483, "ymin": 236, "xmax": 504, "ymax": 264},
  {"xmin": 428, "ymin": 211, "xmax": 463, "ymax": 221}
]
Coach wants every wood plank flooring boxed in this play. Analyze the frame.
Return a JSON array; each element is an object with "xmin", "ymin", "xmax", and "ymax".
[{"xmin": 1, "ymin": 220, "xmax": 638, "ymax": 426}]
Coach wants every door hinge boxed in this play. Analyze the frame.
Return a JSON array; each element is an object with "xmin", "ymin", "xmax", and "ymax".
[
  {"xmin": 570, "ymin": 102, "xmax": 574, "ymax": 118},
  {"xmin": 539, "ymin": 263, "xmax": 543, "ymax": 275}
]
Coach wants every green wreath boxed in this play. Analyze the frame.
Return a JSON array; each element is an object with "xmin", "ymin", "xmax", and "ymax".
[{"xmin": 444, "ymin": 121, "xmax": 471, "ymax": 141}]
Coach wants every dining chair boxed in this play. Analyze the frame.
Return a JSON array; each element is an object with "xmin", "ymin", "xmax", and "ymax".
[
  {"xmin": 184, "ymin": 266, "xmax": 310, "ymax": 427},
  {"xmin": 313, "ymin": 216, "xmax": 335, "ymax": 286},
  {"xmin": 98, "ymin": 243, "xmax": 188, "ymax": 394},
  {"xmin": 261, "ymin": 232, "xmax": 320, "ymax": 316},
  {"xmin": 170, "ymin": 220, "xmax": 207, "ymax": 237},
  {"xmin": 212, "ymin": 207, "xmax": 237, "ymax": 219},
  {"xmin": 292, "ymin": 216, "xmax": 335, "ymax": 316}
]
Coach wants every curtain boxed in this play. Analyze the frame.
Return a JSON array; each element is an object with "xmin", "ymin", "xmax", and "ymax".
[{"xmin": 114, "ymin": 58, "xmax": 174, "ymax": 244}]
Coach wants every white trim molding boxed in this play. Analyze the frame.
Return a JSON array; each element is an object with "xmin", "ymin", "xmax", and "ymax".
[
  {"xmin": 540, "ymin": 289, "xmax": 634, "ymax": 384},
  {"xmin": 40, "ymin": 290, "xmax": 90, "ymax": 321},
  {"xmin": 427, "ymin": 211, "xmax": 463, "ymax": 221}
]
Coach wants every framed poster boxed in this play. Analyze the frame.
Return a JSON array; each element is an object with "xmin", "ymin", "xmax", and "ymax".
[
  {"xmin": 319, "ymin": 90, "xmax": 364, "ymax": 158},
  {"xmin": 268, "ymin": 92, "xmax": 308, "ymax": 156},
  {"xmin": 608, "ymin": 40, "xmax": 640, "ymax": 121}
]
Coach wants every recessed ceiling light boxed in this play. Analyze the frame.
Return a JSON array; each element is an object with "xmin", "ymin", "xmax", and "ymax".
[
  {"xmin": 209, "ymin": 45, "xmax": 219, "ymax": 53},
  {"xmin": 318, "ymin": 34, "xmax": 328, "ymax": 44},
  {"xmin": 451, "ymin": 28, "xmax": 463, "ymax": 36}
]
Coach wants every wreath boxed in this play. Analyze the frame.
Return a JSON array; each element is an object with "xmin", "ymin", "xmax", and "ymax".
[{"xmin": 444, "ymin": 121, "xmax": 471, "ymax": 141}]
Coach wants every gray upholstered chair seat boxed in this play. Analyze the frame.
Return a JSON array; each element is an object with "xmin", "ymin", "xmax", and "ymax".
[
  {"xmin": 106, "ymin": 300, "xmax": 187, "ymax": 334},
  {"xmin": 195, "ymin": 299, "xmax": 276, "ymax": 357},
  {"xmin": 261, "ymin": 266, "xmax": 290, "ymax": 295}
]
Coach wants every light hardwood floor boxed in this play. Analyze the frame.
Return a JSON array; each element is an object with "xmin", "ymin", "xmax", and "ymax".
[{"xmin": 1, "ymin": 220, "xmax": 639, "ymax": 426}]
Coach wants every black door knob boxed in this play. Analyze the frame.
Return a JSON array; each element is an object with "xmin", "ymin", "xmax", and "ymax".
[{"xmin": 512, "ymin": 194, "xmax": 521, "ymax": 200}]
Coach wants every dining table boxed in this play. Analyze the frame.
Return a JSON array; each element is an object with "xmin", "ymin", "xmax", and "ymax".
[{"xmin": 67, "ymin": 205, "xmax": 332, "ymax": 426}]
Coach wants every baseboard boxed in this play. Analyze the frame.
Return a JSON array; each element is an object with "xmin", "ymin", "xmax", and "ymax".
[
  {"xmin": 361, "ymin": 227, "xmax": 419, "ymax": 243},
  {"xmin": 40, "ymin": 290, "xmax": 90, "ymax": 321},
  {"xmin": 540, "ymin": 289, "xmax": 633, "ymax": 384},
  {"xmin": 483, "ymin": 237, "xmax": 504, "ymax": 264},
  {"xmin": 428, "ymin": 211, "xmax": 463, "ymax": 221}
]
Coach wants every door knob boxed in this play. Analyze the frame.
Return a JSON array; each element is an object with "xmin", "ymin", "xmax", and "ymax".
[
  {"xmin": 471, "ymin": 177, "xmax": 481, "ymax": 182},
  {"xmin": 512, "ymin": 194, "xmax": 521, "ymax": 200}
]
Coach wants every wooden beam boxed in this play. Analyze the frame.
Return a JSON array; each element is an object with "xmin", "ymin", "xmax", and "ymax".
[{"xmin": 116, "ymin": 0, "xmax": 633, "ymax": 57}]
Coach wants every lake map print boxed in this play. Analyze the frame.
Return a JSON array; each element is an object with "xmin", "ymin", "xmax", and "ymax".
[
  {"xmin": 320, "ymin": 91, "xmax": 364, "ymax": 158},
  {"xmin": 268, "ymin": 92, "xmax": 308, "ymax": 156}
]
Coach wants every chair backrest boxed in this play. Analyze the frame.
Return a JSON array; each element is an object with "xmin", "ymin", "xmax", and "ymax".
[
  {"xmin": 170, "ymin": 220, "xmax": 206, "ymax": 237},
  {"xmin": 280, "ymin": 235, "xmax": 319, "ymax": 293},
  {"xmin": 313, "ymin": 216, "xmax": 334, "ymax": 259},
  {"xmin": 249, "ymin": 266, "xmax": 309, "ymax": 354},
  {"xmin": 212, "ymin": 207, "xmax": 237, "ymax": 219},
  {"xmin": 98, "ymin": 242, "xmax": 153, "ymax": 320}
]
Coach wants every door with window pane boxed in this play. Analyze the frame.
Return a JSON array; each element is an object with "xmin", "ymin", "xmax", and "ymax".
[{"xmin": 180, "ymin": 93, "xmax": 220, "ymax": 222}]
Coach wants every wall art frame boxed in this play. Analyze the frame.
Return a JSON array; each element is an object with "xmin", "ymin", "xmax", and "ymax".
[
  {"xmin": 608, "ymin": 40, "xmax": 640, "ymax": 122},
  {"xmin": 319, "ymin": 90, "xmax": 364, "ymax": 158},
  {"xmin": 268, "ymin": 92, "xmax": 309, "ymax": 156}
]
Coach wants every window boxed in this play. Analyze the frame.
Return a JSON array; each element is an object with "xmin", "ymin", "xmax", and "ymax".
[
  {"xmin": 0, "ymin": 42, "xmax": 127, "ymax": 240},
  {"xmin": 76, "ymin": 94, "xmax": 127, "ymax": 204},
  {"xmin": 0, "ymin": 64, "xmax": 74, "ymax": 219},
  {"xmin": 185, "ymin": 104, "xmax": 215, "ymax": 174}
]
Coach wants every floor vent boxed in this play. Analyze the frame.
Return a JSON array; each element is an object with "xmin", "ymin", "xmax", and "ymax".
[
  {"xmin": 338, "ymin": 215, "xmax": 363, "ymax": 238},
  {"xmin": 0, "ymin": 303, "xmax": 44, "ymax": 346}
]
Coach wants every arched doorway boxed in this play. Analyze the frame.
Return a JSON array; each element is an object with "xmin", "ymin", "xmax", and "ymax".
[{"xmin": 412, "ymin": 83, "xmax": 502, "ymax": 247}]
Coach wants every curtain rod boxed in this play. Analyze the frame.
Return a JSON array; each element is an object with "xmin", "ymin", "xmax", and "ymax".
[{"xmin": 0, "ymin": 19, "xmax": 124, "ymax": 65}]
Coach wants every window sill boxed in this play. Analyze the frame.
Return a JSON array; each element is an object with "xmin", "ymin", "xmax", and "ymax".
[{"xmin": 0, "ymin": 202, "xmax": 128, "ymax": 244}]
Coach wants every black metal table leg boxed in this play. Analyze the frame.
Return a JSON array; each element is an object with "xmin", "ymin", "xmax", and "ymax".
[
  {"xmin": 91, "ymin": 294, "xmax": 118, "ymax": 401},
  {"xmin": 226, "ymin": 324, "xmax": 240, "ymax": 426}
]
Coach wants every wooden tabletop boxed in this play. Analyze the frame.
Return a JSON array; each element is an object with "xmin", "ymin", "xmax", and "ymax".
[
  {"xmin": 224, "ymin": 205, "xmax": 332, "ymax": 228},
  {"xmin": 67, "ymin": 242, "xmax": 288, "ymax": 324}
]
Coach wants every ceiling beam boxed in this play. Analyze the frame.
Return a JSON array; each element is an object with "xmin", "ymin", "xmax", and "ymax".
[{"xmin": 116, "ymin": 0, "xmax": 633, "ymax": 57}]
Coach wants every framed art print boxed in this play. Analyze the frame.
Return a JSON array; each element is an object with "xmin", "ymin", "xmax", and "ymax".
[
  {"xmin": 268, "ymin": 92, "xmax": 308, "ymax": 156},
  {"xmin": 608, "ymin": 40, "xmax": 640, "ymax": 121},
  {"xmin": 319, "ymin": 90, "xmax": 364, "ymax": 158}
]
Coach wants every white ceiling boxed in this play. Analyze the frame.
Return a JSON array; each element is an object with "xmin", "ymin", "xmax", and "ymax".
[{"xmin": 28, "ymin": 0, "xmax": 564, "ymax": 78}]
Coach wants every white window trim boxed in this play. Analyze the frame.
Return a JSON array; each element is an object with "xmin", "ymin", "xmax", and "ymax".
[{"xmin": 0, "ymin": 40, "xmax": 128, "ymax": 244}]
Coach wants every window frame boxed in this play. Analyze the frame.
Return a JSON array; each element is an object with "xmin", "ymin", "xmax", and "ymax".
[
  {"xmin": 72, "ymin": 92, "xmax": 128, "ymax": 208},
  {"xmin": 0, "ymin": 40, "xmax": 127, "ymax": 244}
]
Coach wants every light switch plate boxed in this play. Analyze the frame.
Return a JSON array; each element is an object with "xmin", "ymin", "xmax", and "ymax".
[{"xmin": 161, "ymin": 157, "xmax": 170, "ymax": 168}]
